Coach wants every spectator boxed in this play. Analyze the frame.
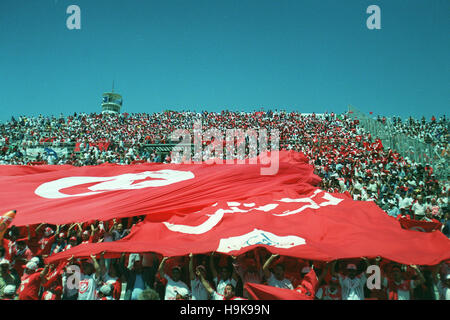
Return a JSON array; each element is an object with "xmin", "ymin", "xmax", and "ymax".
[
  {"xmin": 188, "ymin": 253, "xmax": 210, "ymax": 300},
  {"xmin": 18, "ymin": 262, "xmax": 49, "ymax": 300},
  {"xmin": 209, "ymin": 252, "xmax": 239, "ymax": 295},
  {"xmin": 61, "ymin": 259, "xmax": 79, "ymax": 300},
  {"xmin": 123, "ymin": 254, "xmax": 157, "ymax": 300},
  {"xmin": 158, "ymin": 256, "xmax": 190, "ymax": 300},
  {"xmin": 196, "ymin": 269, "xmax": 245, "ymax": 300},
  {"xmin": 137, "ymin": 288, "xmax": 160, "ymax": 300},
  {"xmin": 263, "ymin": 254, "xmax": 294, "ymax": 289},
  {"xmin": 97, "ymin": 284, "xmax": 114, "ymax": 300},
  {"xmin": 330, "ymin": 260, "xmax": 368, "ymax": 300},
  {"xmin": 2, "ymin": 285, "xmax": 17, "ymax": 300},
  {"xmin": 77, "ymin": 255, "xmax": 102, "ymax": 300},
  {"xmin": 0, "ymin": 258, "xmax": 20, "ymax": 297},
  {"xmin": 316, "ymin": 276, "xmax": 342, "ymax": 300},
  {"xmin": 384, "ymin": 264, "xmax": 425, "ymax": 300}
]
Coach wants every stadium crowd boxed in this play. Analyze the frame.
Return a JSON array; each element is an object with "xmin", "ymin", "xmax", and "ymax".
[
  {"xmin": 1, "ymin": 224, "xmax": 449, "ymax": 300},
  {"xmin": 379, "ymin": 115, "xmax": 448, "ymax": 153},
  {"xmin": 0, "ymin": 110, "xmax": 449, "ymax": 300}
]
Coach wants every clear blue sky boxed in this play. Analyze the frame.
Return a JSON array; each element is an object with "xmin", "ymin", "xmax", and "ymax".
[{"xmin": 0, "ymin": 0, "xmax": 448, "ymax": 122}]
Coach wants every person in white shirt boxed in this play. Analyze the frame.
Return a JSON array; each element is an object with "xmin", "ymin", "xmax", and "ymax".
[
  {"xmin": 231, "ymin": 253, "xmax": 264, "ymax": 299},
  {"xmin": 196, "ymin": 270, "xmax": 245, "ymax": 300},
  {"xmin": 411, "ymin": 196, "xmax": 426, "ymax": 218},
  {"xmin": 367, "ymin": 179, "xmax": 378, "ymax": 193},
  {"xmin": 330, "ymin": 260, "xmax": 368, "ymax": 300},
  {"xmin": 77, "ymin": 255, "xmax": 102, "ymax": 300},
  {"xmin": 188, "ymin": 253, "xmax": 210, "ymax": 300},
  {"xmin": 158, "ymin": 256, "xmax": 190, "ymax": 300},
  {"xmin": 398, "ymin": 193, "xmax": 413, "ymax": 210},
  {"xmin": 209, "ymin": 252, "xmax": 239, "ymax": 295},
  {"xmin": 437, "ymin": 274, "xmax": 450, "ymax": 300},
  {"xmin": 263, "ymin": 254, "xmax": 294, "ymax": 289},
  {"xmin": 432, "ymin": 263, "xmax": 450, "ymax": 300}
]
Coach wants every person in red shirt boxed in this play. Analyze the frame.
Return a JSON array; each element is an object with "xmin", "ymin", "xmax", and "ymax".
[
  {"xmin": 11, "ymin": 239, "xmax": 33, "ymax": 277},
  {"xmin": 27, "ymin": 224, "xmax": 59, "ymax": 257},
  {"xmin": 37, "ymin": 227, "xmax": 58, "ymax": 256},
  {"xmin": 41, "ymin": 285, "xmax": 63, "ymax": 300},
  {"xmin": 316, "ymin": 276, "xmax": 342, "ymax": 300},
  {"xmin": 385, "ymin": 264, "xmax": 425, "ymax": 300},
  {"xmin": 41, "ymin": 263, "xmax": 65, "ymax": 300},
  {"xmin": 50, "ymin": 233, "xmax": 67, "ymax": 255},
  {"xmin": 80, "ymin": 231, "xmax": 92, "ymax": 244},
  {"xmin": 64, "ymin": 236, "xmax": 78, "ymax": 251},
  {"xmin": 18, "ymin": 262, "xmax": 50, "ymax": 300}
]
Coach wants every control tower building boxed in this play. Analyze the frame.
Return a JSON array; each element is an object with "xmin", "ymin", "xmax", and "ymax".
[{"xmin": 101, "ymin": 83, "xmax": 122, "ymax": 114}]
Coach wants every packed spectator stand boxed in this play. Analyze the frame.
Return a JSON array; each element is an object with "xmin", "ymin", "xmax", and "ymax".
[{"xmin": 0, "ymin": 110, "xmax": 449, "ymax": 300}]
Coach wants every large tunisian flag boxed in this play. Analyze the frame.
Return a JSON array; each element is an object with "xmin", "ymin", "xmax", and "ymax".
[
  {"xmin": 46, "ymin": 188, "xmax": 450, "ymax": 266},
  {"xmin": 0, "ymin": 151, "xmax": 320, "ymax": 226}
]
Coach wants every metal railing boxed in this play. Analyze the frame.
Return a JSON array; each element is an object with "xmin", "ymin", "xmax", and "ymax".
[{"xmin": 348, "ymin": 105, "xmax": 448, "ymax": 180}]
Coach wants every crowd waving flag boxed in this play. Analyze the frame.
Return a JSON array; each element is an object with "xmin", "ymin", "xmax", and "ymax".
[
  {"xmin": 46, "ymin": 188, "xmax": 450, "ymax": 266},
  {"xmin": 399, "ymin": 217, "xmax": 443, "ymax": 233},
  {"xmin": 0, "ymin": 151, "xmax": 320, "ymax": 226}
]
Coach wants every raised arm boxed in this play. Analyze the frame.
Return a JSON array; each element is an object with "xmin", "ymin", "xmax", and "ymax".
[
  {"xmin": 35, "ymin": 223, "xmax": 46, "ymax": 233},
  {"xmin": 262, "ymin": 254, "xmax": 279, "ymax": 279},
  {"xmin": 39, "ymin": 263, "xmax": 50, "ymax": 284},
  {"xmin": 67, "ymin": 223, "xmax": 77, "ymax": 234},
  {"xmin": 98, "ymin": 251, "xmax": 107, "ymax": 275},
  {"xmin": 431, "ymin": 262, "xmax": 442, "ymax": 283},
  {"xmin": 230, "ymin": 256, "xmax": 240, "ymax": 282},
  {"xmin": 317, "ymin": 262, "xmax": 331, "ymax": 286},
  {"xmin": 76, "ymin": 223, "xmax": 83, "ymax": 237},
  {"xmin": 361, "ymin": 257, "xmax": 370, "ymax": 271},
  {"xmin": 197, "ymin": 269, "xmax": 214, "ymax": 295},
  {"xmin": 108, "ymin": 219, "xmax": 118, "ymax": 233},
  {"xmin": 90, "ymin": 254, "xmax": 101, "ymax": 278},
  {"xmin": 158, "ymin": 256, "xmax": 168, "ymax": 279},
  {"xmin": 209, "ymin": 252, "xmax": 218, "ymax": 279},
  {"xmin": 189, "ymin": 253, "xmax": 195, "ymax": 281},
  {"xmin": 410, "ymin": 265, "xmax": 426, "ymax": 286},
  {"xmin": 27, "ymin": 225, "xmax": 31, "ymax": 241},
  {"xmin": 329, "ymin": 260, "xmax": 338, "ymax": 277}
]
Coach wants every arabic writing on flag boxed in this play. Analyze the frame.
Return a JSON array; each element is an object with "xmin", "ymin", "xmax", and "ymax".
[{"xmin": 45, "ymin": 189, "xmax": 450, "ymax": 266}]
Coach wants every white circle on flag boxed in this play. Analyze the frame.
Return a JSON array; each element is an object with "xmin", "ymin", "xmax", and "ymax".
[{"xmin": 34, "ymin": 170, "xmax": 195, "ymax": 199}]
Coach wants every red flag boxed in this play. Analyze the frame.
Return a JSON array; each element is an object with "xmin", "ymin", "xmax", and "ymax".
[
  {"xmin": 244, "ymin": 282, "xmax": 312, "ymax": 300},
  {"xmin": 0, "ymin": 151, "xmax": 320, "ymax": 226},
  {"xmin": 74, "ymin": 141, "xmax": 110, "ymax": 152},
  {"xmin": 399, "ymin": 217, "xmax": 442, "ymax": 233},
  {"xmin": 45, "ymin": 189, "xmax": 450, "ymax": 266}
]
